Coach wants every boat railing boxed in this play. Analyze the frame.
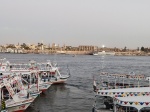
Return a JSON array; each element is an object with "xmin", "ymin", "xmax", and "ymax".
[
  {"xmin": 11, "ymin": 67, "xmax": 28, "ymax": 70},
  {"xmin": 99, "ymin": 85, "xmax": 149, "ymax": 90},
  {"xmin": 39, "ymin": 67, "xmax": 55, "ymax": 71},
  {"xmin": 100, "ymin": 75, "xmax": 147, "ymax": 81}
]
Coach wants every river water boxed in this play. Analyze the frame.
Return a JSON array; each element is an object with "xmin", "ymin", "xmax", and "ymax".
[{"xmin": 0, "ymin": 53, "xmax": 150, "ymax": 112}]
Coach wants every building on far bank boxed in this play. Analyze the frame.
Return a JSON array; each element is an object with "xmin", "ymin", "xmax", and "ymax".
[{"xmin": 78, "ymin": 45, "xmax": 98, "ymax": 51}]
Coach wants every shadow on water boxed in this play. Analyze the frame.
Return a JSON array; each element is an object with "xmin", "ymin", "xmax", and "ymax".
[
  {"xmin": 25, "ymin": 83, "xmax": 94, "ymax": 112},
  {"xmin": 25, "ymin": 84, "xmax": 69, "ymax": 112}
]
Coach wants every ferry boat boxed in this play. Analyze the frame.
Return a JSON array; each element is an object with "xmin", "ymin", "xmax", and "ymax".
[{"xmin": 93, "ymin": 51, "xmax": 115, "ymax": 56}]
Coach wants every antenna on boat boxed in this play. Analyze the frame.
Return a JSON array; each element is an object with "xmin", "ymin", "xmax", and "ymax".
[{"xmin": 67, "ymin": 65, "xmax": 71, "ymax": 76}]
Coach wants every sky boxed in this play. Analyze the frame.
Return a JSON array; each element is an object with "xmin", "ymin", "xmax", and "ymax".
[{"xmin": 0, "ymin": 0, "xmax": 150, "ymax": 49}]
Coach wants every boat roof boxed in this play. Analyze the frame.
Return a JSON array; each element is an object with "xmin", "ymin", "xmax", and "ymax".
[
  {"xmin": 115, "ymin": 96, "xmax": 150, "ymax": 110},
  {"xmin": 98, "ymin": 87, "xmax": 150, "ymax": 93},
  {"xmin": 97, "ymin": 87, "xmax": 150, "ymax": 98},
  {"xmin": 116, "ymin": 96, "xmax": 150, "ymax": 102}
]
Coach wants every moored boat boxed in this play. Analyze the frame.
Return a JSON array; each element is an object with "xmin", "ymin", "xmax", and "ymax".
[
  {"xmin": 93, "ymin": 51, "xmax": 115, "ymax": 56},
  {"xmin": 38, "ymin": 60, "xmax": 70, "ymax": 84},
  {"xmin": 1, "ymin": 76, "xmax": 36, "ymax": 112}
]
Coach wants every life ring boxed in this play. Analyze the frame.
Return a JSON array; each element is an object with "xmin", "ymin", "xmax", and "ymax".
[{"xmin": 42, "ymin": 72, "xmax": 47, "ymax": 77}]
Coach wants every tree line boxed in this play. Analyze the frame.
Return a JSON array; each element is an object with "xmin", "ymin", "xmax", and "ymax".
[{"xmin": 138, "ymin": 47, "xmax": 150, "ymax": 52}]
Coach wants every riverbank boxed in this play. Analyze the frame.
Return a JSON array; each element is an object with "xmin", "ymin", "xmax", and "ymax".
[
  {"xmin": 115, "ymin": 52, "xmax": 150, "ymax": 56},
  {"xmin": 1, "ymin": 51, "xmax": 150, "ymax": 56}
]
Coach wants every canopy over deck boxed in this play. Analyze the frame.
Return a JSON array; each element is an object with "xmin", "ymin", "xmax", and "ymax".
[
  {"xmin": 115, "ymin": 96, "xmax": 150, "ymax": 111},
  {"xmin": 97, "ymin": 87, "xmax": 150, "ymax": 97}
]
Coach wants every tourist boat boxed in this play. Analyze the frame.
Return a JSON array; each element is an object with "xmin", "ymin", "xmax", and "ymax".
[
  {"xmin": 1, "ymin": 75, "xmax": 36, "ymax": 112},
  {"xmin": 0, "ymin": 59, "xmax": 36, "ymax": 73},
  {"xmin": 0, "ymin": 71, "xmax": 42, "ymax": 97},
  {"xmin": 93, "ymin": 79, "xmax": 150, "ymax": 112},
  {"xmin": 0, "ymin": 59, "xmax": 70, "ymax": 84},
  {"xmin": 39, "ymin": 68, "xmax": 70, "ymax": 84},
  {"xmin": 20, "ymin": 71, "xmax": 51, "ymax": 93},
  {"xmin": 99, "ymin": 72, "xmax": 146, "ymax": 80},
  {"xmin": 96, "ymin": 73, "xmax": 149, "ymax": 91},
  {"xmin": 93, "ymin": 51, "xmax": 115, "ymax": 56},
  {"xmin": 92, "ymin": 53, "xmax": 150, "ymax": 112},
  {"xmin": 93, "ymin": 53, "xmax": 98, "ymax": 56},
  {"xmin": 93, "ymin": 86, "xmax": 150, "ymax": 112},
  {"xmin": 56, "ymin": 50, "xmax": 66, "ymax": 54},
  {"xmin": 37, "ymin": 60, "xmax": 70, "ymax": 84},
  {"xmin": 92, "ymin": 71, "xmax": 150, "ymax": 112}
]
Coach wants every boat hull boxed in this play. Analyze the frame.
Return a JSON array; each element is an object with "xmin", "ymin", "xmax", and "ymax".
[
  {"xmin": 51, "ymin": 79, "xmax": 67, "ymax": 84},
  {"xmin": 39, "ymin": 83, "xmax": 51, "ymax": 92},
  {"xmin": 7, "ymin": 102, "xmax": 31, "ymax": 112}
]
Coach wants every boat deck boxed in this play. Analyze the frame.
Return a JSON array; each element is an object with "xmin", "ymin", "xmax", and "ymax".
[{"xmin": 95, "ymin": 109, "xmax": 112, "ymax": 112}]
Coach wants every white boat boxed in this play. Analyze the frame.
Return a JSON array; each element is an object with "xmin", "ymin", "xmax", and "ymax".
[
  {"xmin": 0, "ymin": 59, "xmax": 35, "ymax": 73},
  {"xmin": 21, "ymin": 71, "xmax": 51, "ymax": 93},
  {"xmin": 93, "ymin": 85, "xmax": 150, "ymax": 111},
  {"xmin": 1, "ymin": 76, "xmax": 36, "ymax": 112},
  {"xmin": 93, "ymin": 71, "xmax": 150, "ymax": 111},
  {"xmin": 0, "ymin": 59, "xmax": 70, "ymax": 84},
  {"xmin": 56, "ymin": 50, "xmax": 66, "ymax": 54},
  {"xmin": 39, "ymin": 68, "xmax": 70, "ymax": 84},
  {"xmin": 93, "ymin": 51, "xmax": 115, "ymax": 56},
  {"xmin": 38, "ymin": 60, "xmax": 70, "ymax": 84},
  {"xmin": 93, "ymin": 53, "xmax": 98, "ymax": 56}
]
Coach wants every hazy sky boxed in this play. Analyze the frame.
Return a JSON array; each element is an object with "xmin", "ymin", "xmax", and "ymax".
[{"xmin": 0, "ymin": 0, "xmax": 150, "ymax": 48}]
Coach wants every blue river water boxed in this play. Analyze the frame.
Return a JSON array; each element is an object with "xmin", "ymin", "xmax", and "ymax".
[{"xmin": 0, "ymin": 53, "xmax": 150, "ymax": 112}]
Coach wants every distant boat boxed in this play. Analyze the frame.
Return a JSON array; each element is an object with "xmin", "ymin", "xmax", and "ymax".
[
  {"xmin": 93, "ymin": 53, "xmax": 98, "ymax": 56},
  {"xmin": 72, "ymin": 54, "xmax": 76, "ymax": 57},
  {"xmin": 56, "ymin": 50, "xmax": 66, "ymax": 54},
  {"xmin": 93, "ymin": 51, "xmax": 115, "ymax": 56}
]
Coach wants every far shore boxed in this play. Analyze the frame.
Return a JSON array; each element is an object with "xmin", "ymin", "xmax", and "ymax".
[{"xmin": 0, "ymin": 51, "xmax": 150, "ymax": 56}]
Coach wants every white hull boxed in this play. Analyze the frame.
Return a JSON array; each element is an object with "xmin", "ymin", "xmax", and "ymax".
[
  {"xmin": 56, "ymin": 51, "xmax": 66, "ymax": 54},
  {"xmin": 93, "ymin": 51, "xmax": 115, "ymax": 56},
  {"xmin": 93, "ymin": 53, "xmax": 98, "ymax": 56},
  {"xmin": 26, "ymin": 83, "xmax": 51, "ymax": 93},
  {"xmin": 6, "ymin": 97, "xmax": 35, "ymax": 112},
  {"xmin": 39, "ymin": 83, "xmax": 51, "ymax": 92},
  {"xmin": 7, "ymin": 102, "xmax": 31, "ymax": 112},
  {"xmin": 51, "ymin": 78, "xmax": 67, "ymax": 84}
]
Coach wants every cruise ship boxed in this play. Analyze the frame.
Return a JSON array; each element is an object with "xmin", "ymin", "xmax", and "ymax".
[{"xmin": 93, "ymin": 51, "xmax": 115, "ymax": 56}]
